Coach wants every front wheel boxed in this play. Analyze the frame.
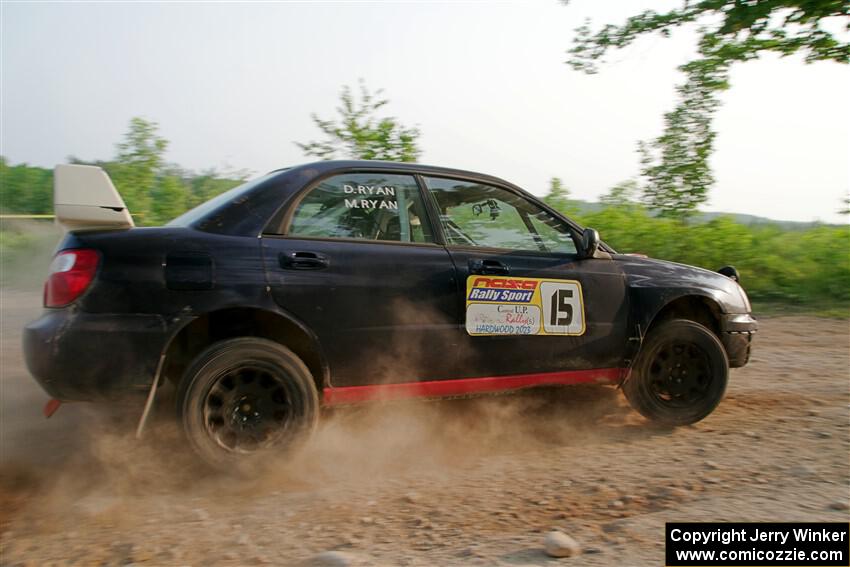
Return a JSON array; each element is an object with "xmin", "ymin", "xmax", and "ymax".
[
  {"xmin": 176, "ymin": 337, "xmax": 319, "ymax": 470},
  {"xmin": 623, "ymin": 319, "xmax": 728, "ymax": 426}
]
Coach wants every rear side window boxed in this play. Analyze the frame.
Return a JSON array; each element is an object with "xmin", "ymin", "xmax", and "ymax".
[{"xmin": 287, "ymin": 173, "xmax": 434, "ymax": 244}]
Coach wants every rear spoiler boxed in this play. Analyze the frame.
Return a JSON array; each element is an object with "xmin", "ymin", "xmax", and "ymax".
[{"xmin": 54, "ymin": 164, "xmax": 134, "ymax": 231}]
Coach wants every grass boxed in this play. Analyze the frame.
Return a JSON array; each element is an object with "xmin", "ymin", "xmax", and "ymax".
[{"xmin": 751, "ymin": 301, "xmax": 850, "ymax": 319}]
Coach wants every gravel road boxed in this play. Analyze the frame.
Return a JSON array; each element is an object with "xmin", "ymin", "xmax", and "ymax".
[{"xmin": 1, "ymin": 289, "xmax": 848, "ymax": 566}]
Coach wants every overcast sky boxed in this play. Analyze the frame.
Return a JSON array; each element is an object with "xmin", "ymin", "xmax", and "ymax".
[{"xmin": 2, "ymin": 1, "xmax": 848, "ymax": 223}]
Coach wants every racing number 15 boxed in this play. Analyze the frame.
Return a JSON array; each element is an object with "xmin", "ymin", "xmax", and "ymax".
[
  {"xmin": 549, "ymin": 289, "xmax": 573, "ymax": 326},
  {"xmin": 540, "ymin": 280, "xmax": 584, "ymax": 335}
]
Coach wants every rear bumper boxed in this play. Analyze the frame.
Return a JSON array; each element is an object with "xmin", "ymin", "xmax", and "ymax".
[
  {"xmin": 719, "ymin": 313, "xmax": 758, "ymax": 368},
  {"xmin": 23, "ymin": 308, "xmax": 169, "ymax": 401}
]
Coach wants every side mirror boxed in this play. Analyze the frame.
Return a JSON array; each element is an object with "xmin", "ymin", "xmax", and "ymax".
[
  {"xmin": 718, "ymin": 265, "xmax": 740, "ymax": 282},
  {"xmin": 579, "ymin": 228, "xmax": 600, "ymax": 259}
]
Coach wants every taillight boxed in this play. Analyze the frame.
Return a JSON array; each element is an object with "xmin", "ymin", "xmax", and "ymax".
[{"xmin": 43, "ymin": 249, "xmax": 100, "ymax": 308}]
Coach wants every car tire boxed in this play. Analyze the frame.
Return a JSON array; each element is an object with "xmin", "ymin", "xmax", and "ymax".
[
  {"xmin": 176, "ymin": 337, "xmax": 319, "ymax": 470},
  {"xmin": 623, "ymin": 319, "xmax": 728, "ymax": 426}
]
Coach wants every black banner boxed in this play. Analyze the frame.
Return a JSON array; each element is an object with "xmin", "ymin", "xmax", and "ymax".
[{"xmin": 666, "ymin": 522, "xmax": 849, "ymax": 566}]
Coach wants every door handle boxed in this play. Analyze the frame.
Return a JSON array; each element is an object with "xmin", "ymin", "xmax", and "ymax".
[
  {"xmin": 280, "ymin": 251, "xmax": 329, "ymax": 270},
  {"xmin": 469, "ymin": 258, "xmax": 509, "ymax": 275}
]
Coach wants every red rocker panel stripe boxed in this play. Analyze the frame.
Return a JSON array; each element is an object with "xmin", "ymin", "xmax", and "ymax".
[{"xmin": 322, "ymin": 368, "xmax": 624, "ymax": 406}]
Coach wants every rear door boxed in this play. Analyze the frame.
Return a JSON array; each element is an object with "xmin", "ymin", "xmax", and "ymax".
[
  {"xmin": 421, "ymin": 176, "xmax": 630, "ymax": 378},
  {"xmin": 261, "ymin": 171, "xmax": 459, "ymax": 387}
]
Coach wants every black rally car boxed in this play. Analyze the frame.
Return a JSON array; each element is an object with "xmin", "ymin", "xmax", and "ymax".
[{"xmin": 24, "ymin": 160, "xmax": 757, "ymax": 466}]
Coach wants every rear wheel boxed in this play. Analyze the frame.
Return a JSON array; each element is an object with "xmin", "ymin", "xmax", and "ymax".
[
  {"xmin": 623, "ymin": 319, "xmax": 728, "ymax": 426},
  {"xmin": 176, "ymin": 337, "xmax": 319, "ymax": 470}
]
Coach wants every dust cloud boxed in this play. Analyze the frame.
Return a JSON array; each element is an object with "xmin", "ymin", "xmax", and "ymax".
[
  {"xmin": 2, "ymin": 225, "xmax": 847, "ymax": 565},
  {"xmin": 0, "ymin": 253, "xmax": 629, "ymax": 548},
  {"xmin": 0, "ymin": 224, "xmax": 616, "ymax": 488}
]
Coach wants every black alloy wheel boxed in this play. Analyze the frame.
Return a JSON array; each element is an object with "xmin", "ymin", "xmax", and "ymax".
[
  {"xmin": 645, "ymin": 340, "xmax": 712, "ymax": 408},
  {"xmin": 623, "ymin": 318, "xmax": 729, "ymax": 426},
  {"xmin": 177, "ymin": 338, "xmax": 319, "ymax": 470},
  {"xmin": 204, "ymin": 363, "xmax": 296, "ymax": 452}
]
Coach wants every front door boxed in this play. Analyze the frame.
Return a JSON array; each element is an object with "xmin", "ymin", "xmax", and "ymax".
[
  {"xmin": 262, "ymin": 172, "xmax": 459, "ymax": 387},
  {"xmin": 421, "ymin": 176, "xmax": 630, "ymax": 378}
]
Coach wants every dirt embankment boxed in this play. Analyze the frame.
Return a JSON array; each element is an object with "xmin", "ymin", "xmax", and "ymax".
[{"xmin": 1, "ymin": 290, "xmax": 848, "ymax": 566}]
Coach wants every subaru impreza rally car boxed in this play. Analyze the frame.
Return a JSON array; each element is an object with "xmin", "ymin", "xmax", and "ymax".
[{"xmin": 24, "ymin": 160, "xmax": 757, "ymax": 467}]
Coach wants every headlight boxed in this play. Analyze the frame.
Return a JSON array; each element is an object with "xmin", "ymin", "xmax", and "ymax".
[{"xmin": 736, "ymin": 282, "xmax": 752, "ymax": 313}]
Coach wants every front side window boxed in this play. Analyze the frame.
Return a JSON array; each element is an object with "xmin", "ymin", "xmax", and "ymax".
[
  {"xmin": 423, "ymin": 177, "xmax": 577, "ymax": 254},
  {"xmin": 288, "ymin": 173, "xmax": 434, "ymax": 243}
]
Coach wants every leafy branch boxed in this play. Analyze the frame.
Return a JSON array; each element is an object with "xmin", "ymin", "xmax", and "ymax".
[
  {"xmin": 296, "ymin": 80, "xmax": 421, "ymax": 162},
  {"xmin": 567, "ymin": 0, "xmax": 849, "ymax": 220}
]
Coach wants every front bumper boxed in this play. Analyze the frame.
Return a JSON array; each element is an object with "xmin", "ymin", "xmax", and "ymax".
[
  {"xmin": 23, "ymin": 308, "xmax": 169, "ymax": 401},
  {"xmin": 719, "ymin": 313, "xmax": 758, "ymax": 368}
]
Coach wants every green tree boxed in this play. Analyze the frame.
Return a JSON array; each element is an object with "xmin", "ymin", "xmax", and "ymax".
[
  {"xmin": 567, "ymin": 1, "xmax": 849, "ymax": 220},
  {"xmin": 543, "ymin": 176, "xmax": 572, "ymax": 211},
  {"xmin": 296, "ymin": 80, "xmax": 421, "ymax": 162},
  {"xmin": 600, "ymin": 179, "xmax": 639, "ymax": 208},
  {"xmin": 187, "ymin": 168, "xmax": 245, "ymax": 209},
  {"xmin": 150, "ymin": 174, "xmax": 187, "ymax": 225},
  {"xmin": 112, "ymin": 117, "xmax": 169, "ymax": 222},
  {"xmin": 0, "ymin": 158, "xmax": 53, "ymax": 214}
]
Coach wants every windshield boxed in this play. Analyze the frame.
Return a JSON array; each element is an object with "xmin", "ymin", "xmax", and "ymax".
[{"xmin": 167, "ymin": 174, "xmax": 275, "ymax": 228}]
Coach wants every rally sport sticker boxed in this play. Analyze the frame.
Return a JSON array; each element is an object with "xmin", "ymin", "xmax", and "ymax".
[{"xmin": 465, "ymin": 276, "xmax": 585, "ymax": 336}]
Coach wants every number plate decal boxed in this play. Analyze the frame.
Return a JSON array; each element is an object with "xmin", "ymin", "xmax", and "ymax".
[{"xmin": 465, "ymin": 276, "xmax": 585, "ymax": 336}]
